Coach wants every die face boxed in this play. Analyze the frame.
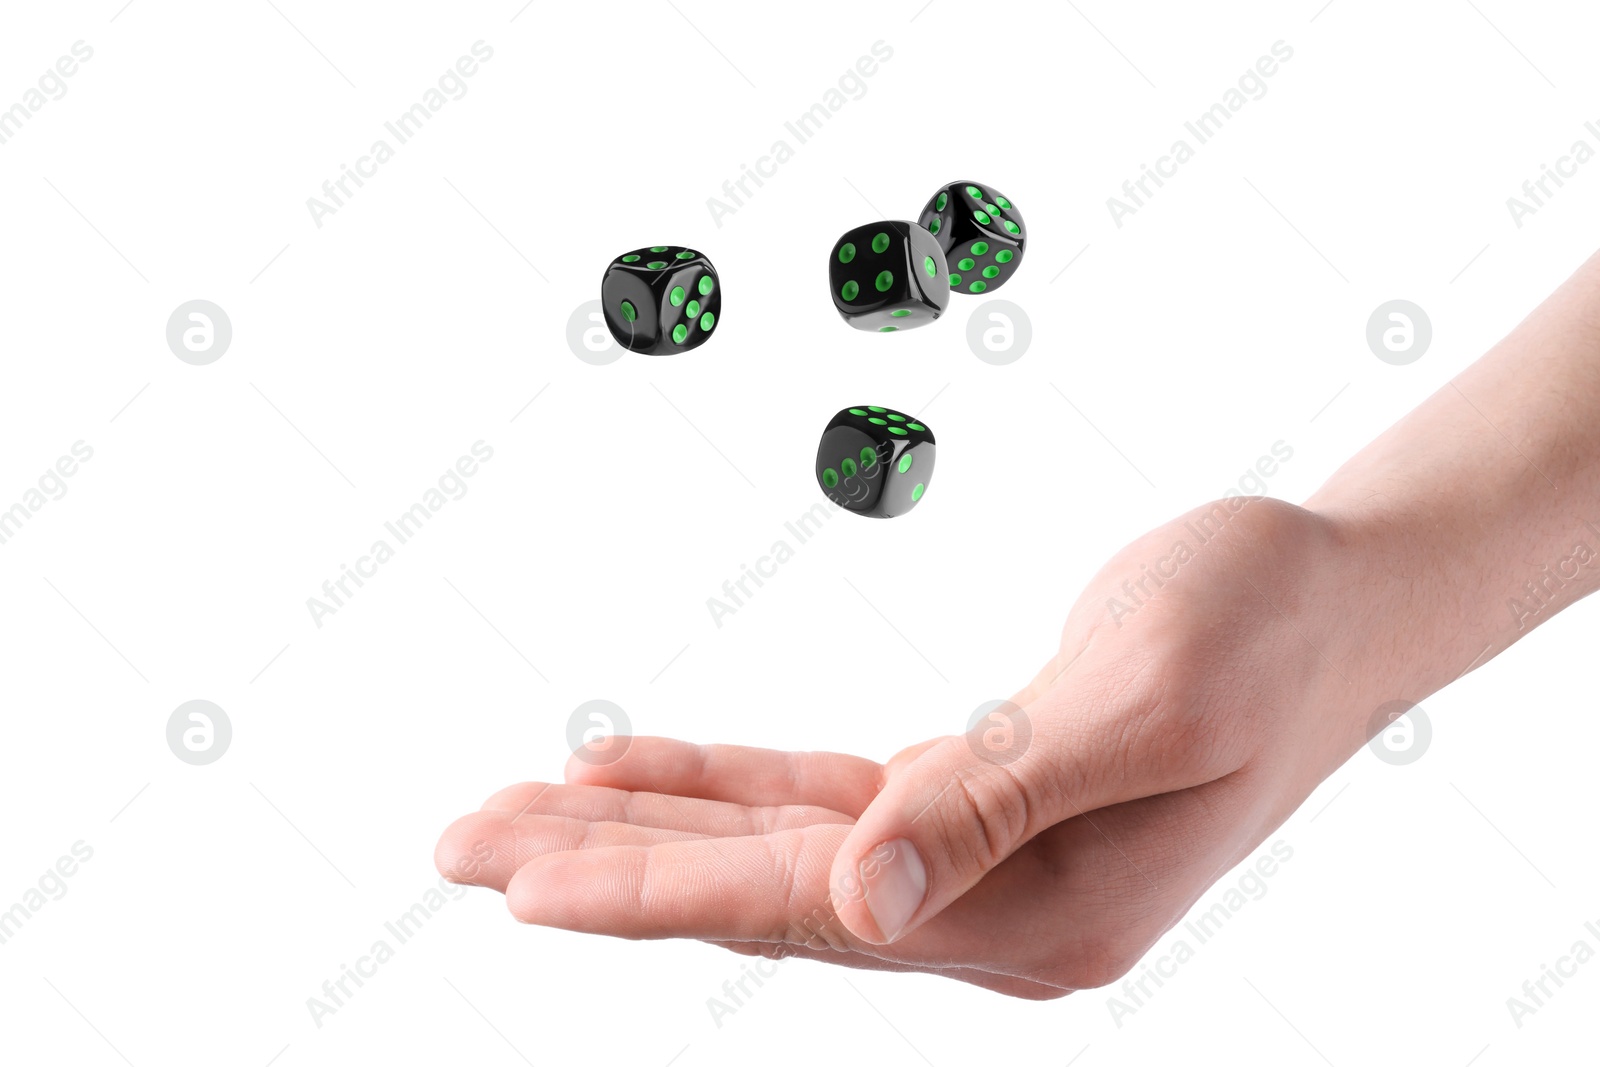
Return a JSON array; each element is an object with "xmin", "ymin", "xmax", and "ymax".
[
  {"xmin": 874, "ymin": 439, "xmax": 934, "ymax": 518},
  {"xmin": 816, "ymin": 426, "xmax": 888, "ymax": 513},
  {"xmin": 601, "ymin": 246, "xmax": 721, "ymax": 354},
  {"xmin": 815, "ymin": 406, "xmax": 936, "ymax": 517},
  {"xmin": 828, "ymin": 221, "xmax": 949, "ymax": 332},
  {"xmin": 917, "ymin": 181, "xmax": 1026, "ymax": 294}
]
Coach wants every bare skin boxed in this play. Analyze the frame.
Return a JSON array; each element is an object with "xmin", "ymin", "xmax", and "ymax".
[{"xmin": 436, "ymin": 248, "xmax": 1600, "ymax": 998}]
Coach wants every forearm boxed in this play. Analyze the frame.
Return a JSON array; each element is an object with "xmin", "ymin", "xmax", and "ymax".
[{"xmin": 1309, "ymin": 248, "xmax": 1600, "ymax": 702}]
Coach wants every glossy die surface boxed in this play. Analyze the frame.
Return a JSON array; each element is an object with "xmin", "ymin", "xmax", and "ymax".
[
  {"xmin": 828, "ymin": 221, "xmax": 948, "ymax": 332},
  {"xmin": 815, "ymin": 406, "xmax": 935, "ymax": 518},
  {"xmin": 601, "ymin": 246, "xmax": 720, "ymax": 354},
  {"xmin": 917, "ymin": 181, "xmax": 1025, "ymax": 294}
]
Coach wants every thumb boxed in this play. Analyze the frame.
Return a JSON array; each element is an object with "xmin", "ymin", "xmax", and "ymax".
[{"xmin": 826, "ymin": 695, "xmax": 1168, "ymax": 945}]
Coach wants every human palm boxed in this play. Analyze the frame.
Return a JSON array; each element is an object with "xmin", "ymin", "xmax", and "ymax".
[{"xmin": 437, "ymin": 499, "xmax": 1382, "ymax": 997}]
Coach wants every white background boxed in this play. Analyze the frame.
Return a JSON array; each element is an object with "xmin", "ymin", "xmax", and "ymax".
[{"xmin": 2, "ymin": 0, "xmax": 1598, "ymax": 1063}]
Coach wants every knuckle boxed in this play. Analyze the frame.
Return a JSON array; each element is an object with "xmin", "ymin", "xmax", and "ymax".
[
  {"xmin": 764, "ymin": 838, "xmax": 853, "ymax": 952},
  {"xmin": 782, "ymin": 901, "xmax": 850, "ymax": 952},
  {"xmin": 946, "ymin": 761, "xmax": 1032, "ymax": 874}
]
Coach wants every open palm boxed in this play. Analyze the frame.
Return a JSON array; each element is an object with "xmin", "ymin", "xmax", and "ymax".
[{"xmin": 437, "ymin": 500, "xmax": 1377, "ymax": 997}]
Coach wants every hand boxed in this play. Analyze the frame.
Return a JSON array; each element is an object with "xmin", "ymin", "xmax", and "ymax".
[
  {"xmin": 436, "ymin": 497, "xmax": 1390, "ymax": 997},
  {"xmin": 439, "ymin": 248, "xmax": 1600, "ymax": 998}
]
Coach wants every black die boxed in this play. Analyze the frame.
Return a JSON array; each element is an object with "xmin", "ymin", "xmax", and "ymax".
[
  {"xmin": 917, "ymin": 181, "xmax": 1025, "ymax": 294},
  {"xmin": 815, "ymin": 406, "xmax": 935, "ymax": 518},
  {"xmin": 828, "ymin": 222, "xmax": 949, "ymax": 332},
  {"xmin": 601, "ymin": 246, "xmax": 721, "ymax": 354}
]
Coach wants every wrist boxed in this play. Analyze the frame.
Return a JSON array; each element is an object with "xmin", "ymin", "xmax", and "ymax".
[
  {"xmin": 1302, "ymin": 249, "xmax": 1600, "ymax": 711},
  {"xmin": 1311, "ymin": 484, "xmax": 1600, "ymax": 713}
]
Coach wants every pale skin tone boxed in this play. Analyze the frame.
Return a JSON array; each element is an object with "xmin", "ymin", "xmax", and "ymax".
[{"xmin": 436, "ymin": 248, "xmax": 1600, "ymax": 998}]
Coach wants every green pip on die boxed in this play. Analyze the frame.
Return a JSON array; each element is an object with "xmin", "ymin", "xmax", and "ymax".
[
  {"xmin": 828, "ymin": 222, "xmax": 949, "ymax": 332},
  {"xmin": 917, "ymin": 180, "xmax": 1025, "ymax": 294},
  {"xmin": 815, "ymin": 406, "xmax": 935, "ymax": 518},
  {"xmin": 601, "ymin": 245, "xmax": 720, "ymax": 354}
]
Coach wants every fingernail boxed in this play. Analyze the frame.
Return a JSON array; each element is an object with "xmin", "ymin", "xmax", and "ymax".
[{"xmin": 862, "ymin": 838, "xmax": 926, "ymax": 943}]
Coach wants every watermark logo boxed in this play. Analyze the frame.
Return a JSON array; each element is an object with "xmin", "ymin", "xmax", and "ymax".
[
  {"xmin": 965, "ymin": 699, "xmax": 1032, "ymax": 765},
  {"xmin": 706, "ymin": 501, "xmax": 836, "ymax": 629},
  {"xmin": 966, "ymin": 300, "xmax": 1032, "ymax": 365},
  {"xmin": 307, "ymin": 840, "xmax": 494, "ymax": 1029},
  {"xmin": 1366, "ymin": 300, "xmax": 1430, "ymax": 365},
  {"xmin": 305, "ymin": 442, "xmax": 495, "ymax": 629},
  {"xmin": 1367, "ymin": 700, "xmax": 1430, "ymax": 765},
  {"xmin": 1105, "ymin": 442, "xmax": 1295, "ymax": 627},
  {"xmin": 166, "ymin": 700, "xmax": 232, "ymax": 765},
  {"xmin": 1107, "ymin": 40, "xmax": 1294, "ymax": 228},
  {"xmin": 1506, "ymin": 120, "xmax": 1600, "ymax": 229},
  {"xmin": 305, "ymin": 42, "xmax": 494, "ymax": 229},
  {"xmin": 705, "ymin": 41, "xmax": 894, "ymax": 227},
  {"xmin": 0, "ymin": 441, "xmax": 94, "ymax": 548},
  {"xmin": 567, "ymin": 699, "xmax": 631, "ymax": 766},
  {"xmin": 166, "ymin": 300, "xmax": 232, "ymax": 365},
  {"xmin": 707, "ymin": 842, "xmax": 899, "ymax": 1029},
  {"xmin": 566, "ymin": 300, "xmax": 622, "ymax": 365},
  {"xmin": 1506, "ymin": 918, "xmax": 1600, "ymax": 1029},
  {"xmin": 0, "ymin": 841, "xmax": 94, "ymax": 947},
  {"xmin": 0, "ymin": 41, "xmax": 94, "ymax": 148},
  {"xmin": 1507, "ymin": 521, "xmax": 1600, "ymax": 630},
  {"xmin": 1107, "ymin": 839, "xmax": 1294, "ymax": 1026}
]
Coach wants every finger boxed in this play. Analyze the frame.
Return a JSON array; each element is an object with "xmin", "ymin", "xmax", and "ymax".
[
  {"xmin": 480, "ymin": 780, "xmax": 854, "ymax": 837},
  {"xmin": 702, "ymin": 941, "xmax": 1070, "ymax": 1000},
  {"xmin": 506, "ymin": 824, "xmax": 860, "ymax": 943},
  {"xmin": 493, "ymin": 815, "xmax": 1043, "ymax": 966},
  {"xmin": 435, "ymin": 810, "xmax": 707, "ymax": 893},
  {"xmin": 563, "ymin": 737, "xmax": 885, "ymax": 816},
  {"xmin": 498, "ymin": 816, "xmax": 1075, "ymax": 970},
  {"xmin": 828, "ymin": 675, "xmax": 1238, "ymax": 945},
  {"xmin": 496, "ymin": 772, "xmax": 1271, "ymax": 991},
  {"xmin": 881, "ymin": 737, "xmax": 946, "ymax": 775}
]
